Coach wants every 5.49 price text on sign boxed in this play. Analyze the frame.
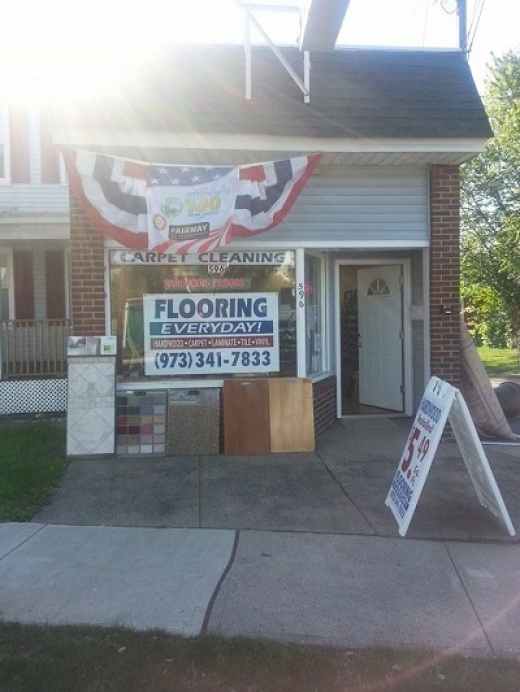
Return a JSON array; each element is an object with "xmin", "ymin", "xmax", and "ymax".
[
  {"xmin": 386, "ymin": 378, "xmax": 454, "ymax": 536},
  {"xmin": 143, "ymin": 292, "xmax": 279, "ymax": 376}
]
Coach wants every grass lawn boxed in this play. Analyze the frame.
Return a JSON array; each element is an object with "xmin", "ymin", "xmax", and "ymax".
[
  {"xmin": 477, "ymin": 347, "xmax": 520, "ymax": 375},
  {"xmin": 0, "ymin": 419, "xmax": 67, "ymax": 521},
  {"xmin": 1, "ymin": 623, "xmax": 520, "ymax": 692}
]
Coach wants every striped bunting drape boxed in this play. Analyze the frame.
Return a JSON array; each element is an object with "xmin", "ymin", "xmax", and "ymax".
[{"xmin": 62, "ymin": 148, "xmax": 321, "ymax": 253}]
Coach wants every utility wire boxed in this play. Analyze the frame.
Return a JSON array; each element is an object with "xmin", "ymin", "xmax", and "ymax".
[
  {"xmin": 467, "ymin": 0, "xmax": 483, "ymax": 39},
  {"xmin": 421, "ymin": 0, "xmax": 430, "ymax": 45},
  {"xmin": 467, "ymin": 0, "xmax": 486, "ymax": 56}
]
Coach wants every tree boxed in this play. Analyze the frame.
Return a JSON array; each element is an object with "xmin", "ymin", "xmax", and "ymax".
[{"xmin": 461, "ymin": 50, "xmax": 520, "ymax": 347}]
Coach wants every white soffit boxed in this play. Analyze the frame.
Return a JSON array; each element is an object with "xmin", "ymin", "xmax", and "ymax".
[
  {"xmin": 52, "ymin": 130, "xmax": 489, "ymax": 165},
  {"xmin": 0, "ymin": 221, "xmax": 70, "ymax": 240}
]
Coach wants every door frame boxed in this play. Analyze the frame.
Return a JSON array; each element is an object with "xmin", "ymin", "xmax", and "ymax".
[{"xmin": 334, "ymin": 258, "xmax": 413, "ymax": 418}]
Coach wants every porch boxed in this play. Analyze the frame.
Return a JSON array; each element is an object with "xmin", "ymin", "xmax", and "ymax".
[
  {"xmin": 1, "ymin": 318, "xmax": 71, "ymax": 379},
  {"xmin": 0, "ymin": 319, "xmax": 70, "ymax": 415}
]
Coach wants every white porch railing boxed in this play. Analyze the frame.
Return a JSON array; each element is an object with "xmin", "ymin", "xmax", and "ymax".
[{"xmin": 1, "ymin": 319, "xmax": 71, "ymax": 379}]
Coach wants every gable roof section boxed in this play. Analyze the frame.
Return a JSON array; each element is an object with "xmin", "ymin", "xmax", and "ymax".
[{"xmin": 51, "ymin": 45, "xmax": 492, "ymax": 164}]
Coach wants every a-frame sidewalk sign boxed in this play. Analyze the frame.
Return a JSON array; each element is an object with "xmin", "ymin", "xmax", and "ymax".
[{"xmin": 386, "ymin": 377, "xmax": 516, "ymax": 537}]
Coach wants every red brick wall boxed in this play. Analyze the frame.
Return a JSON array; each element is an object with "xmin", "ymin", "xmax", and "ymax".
[
  {"xmin": 69, "ymin": 190, "xmax": 106, "ymax": 335},
  {"xmin": 313, "ymin": 375, "xmax": 336, "ymax": 440},
  {"xmin": 429, "ymin": 164, "xmax": 461, "ymax": 387}
]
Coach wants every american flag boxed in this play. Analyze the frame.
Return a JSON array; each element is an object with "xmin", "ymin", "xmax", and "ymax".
[
  {"xmin": 62, "ymin": 148, "xmax": 322, "ymax": 253},
  {"xmin": 148, "ymin": 165, "xmax": 233, "ymax": 186}
]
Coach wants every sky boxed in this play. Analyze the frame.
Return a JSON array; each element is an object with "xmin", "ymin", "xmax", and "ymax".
[{"xmin": 1, "ymin": 0, "xmax": 519, "ymax": 102}]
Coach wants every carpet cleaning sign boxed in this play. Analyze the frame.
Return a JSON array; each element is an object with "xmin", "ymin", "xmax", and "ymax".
[{"xmin": 143, "ymin": 293, "xmax": 279, "ymax": 376}]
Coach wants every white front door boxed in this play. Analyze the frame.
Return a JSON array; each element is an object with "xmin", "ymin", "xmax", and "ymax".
[{"xmin": 357, "ymin": 264, "xmax": 403, "ymax": 411}]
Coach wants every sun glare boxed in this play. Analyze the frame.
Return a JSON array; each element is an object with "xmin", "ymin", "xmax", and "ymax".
[
  {"xmin": 0, "ymin": 46, "xmax": 152, "ymax": 105},
  {"xmin": 0, "ymin": 0, "xmax": 243, "ymax": 105},
  {"xmin": 1, "ymin": 0, "xmax": 307, "ymax": 105}
]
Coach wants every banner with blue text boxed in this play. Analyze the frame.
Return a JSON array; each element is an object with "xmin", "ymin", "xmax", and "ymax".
[{"xmin": 143, "ymin": 293, "xmax": 279, "ymax": 376}]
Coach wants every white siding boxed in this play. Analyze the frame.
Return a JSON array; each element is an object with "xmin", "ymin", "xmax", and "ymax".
[
  {"xmin": 1, "ymin": 164, "xmax": 428, "ymax": 244},
  {"xmin": 231, "ymin": 166, "xmax": 429, "ymax": 247},
  {"xmin": 0, "ymin": 184, "xmax": 69, "ymax": 214},
  {"xmin": 0, "ymin": 106, "xmax": 68, "ymax": 218}
]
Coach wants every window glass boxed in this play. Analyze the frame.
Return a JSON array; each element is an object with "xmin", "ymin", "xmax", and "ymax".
[
  {"xmin": 109, "ymin": 252, "xmax": 296, "ymax": 380},
  {"xmin": 40, "ymin": 111, "xmax": 62, "ymax": 184},
  {"xmin": 0, "ymin": 252, "xmax": 9, "ymax": 319},
  {"xmin": 45, "ymin": 250, "xmax": 66, "ymax": 319},
  {"xmin": 8, "ymin": 106, "xmax": 30, "ymax": 183},
  {"xmin": 13, "ymin": 250, "xmax": 35, "ymax": 320},
  {"xmin": 304, "ymin": 255, "xmax": 324, "ymax": 375},
  {"xmin": 0, "ymin": 106, "xmax": 6, "ymax": 180}
]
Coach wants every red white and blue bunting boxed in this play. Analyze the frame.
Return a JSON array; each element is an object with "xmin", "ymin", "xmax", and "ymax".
[{"xmin": 62, "ymin": 148, "xmax": 321, "ymax": 253}]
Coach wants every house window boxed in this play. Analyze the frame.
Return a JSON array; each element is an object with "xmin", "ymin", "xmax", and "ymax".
[
  {"xmin": 0, "ymin": 252, "xmax": 9, "ymax": 319},
  {"xmin": 8, "ymin": 106, "xmax": 30, "ymax": 184},
  {"xmin": 13, "ymin": 250, "xmax": 35, "ymax": 320},
  {"xmin": 44, "ymin": 250, "xmax": 66, "ymax": 318},
  {"xmin": 304, "ymin": 255, "xmax": 325, "ymax": 375},
  {"xmin": 0, "ymin": 106, "xmax": 8, "ymax": 182},
  {"xmin": 40, "ymin": 111, "xmax": 62, "ymax": 184}
]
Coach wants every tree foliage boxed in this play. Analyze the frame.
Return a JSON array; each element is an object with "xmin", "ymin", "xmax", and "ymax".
[{"xmin": 461, "ymin": 50, "xmax": 520, "ymax": 346}]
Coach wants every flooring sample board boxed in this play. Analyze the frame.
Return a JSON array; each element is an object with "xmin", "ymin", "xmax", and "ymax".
[
  {"xmin": 116, "ymin": 390, "xmax": 167, "ymax": 455},
  {"xmin": 168, "ymin": 389, "xmax": 220, "ymax": 455},
  {"xmin": 223, "ymin": 379, "xmax": 270, "ymax": 454},
  {"xmin": 67, "ymin": 356, "xmax": 116, "ymax": 456},
  {"xmin": 269, "ymin": 378, "xmax": 315, "ymax": 452}
]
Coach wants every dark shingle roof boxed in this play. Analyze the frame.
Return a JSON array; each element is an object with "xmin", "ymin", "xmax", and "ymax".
[{"xmin": 55, "ymin": 45, "xmax": 492, "ymax": 140}]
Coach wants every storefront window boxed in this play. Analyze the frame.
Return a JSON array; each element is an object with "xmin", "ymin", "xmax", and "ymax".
[
  {"xmin": 109, "ymin": 250, "xmax": 296, "ymax": 380},
  {"xmin": 304, "ymin": 254, "xmax": 325, "ymax": 375}
]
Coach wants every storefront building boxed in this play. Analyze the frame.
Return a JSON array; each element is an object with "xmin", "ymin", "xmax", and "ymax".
[{"xmin": 53, "ymin": 45, "xmax": 492, "ymax": 454}]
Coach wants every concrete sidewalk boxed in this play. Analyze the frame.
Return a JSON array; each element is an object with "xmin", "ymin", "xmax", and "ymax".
[
  {"xmin": 1, "ymin": 416, "xmax": 520, "ymax": 659},
  {"xmin": 1, "ymin": 522, "xmax": 520, "ymax": 660},
  {"xmin": 32, "ymin": 417, "xmax": 520, "ymax": 542}
]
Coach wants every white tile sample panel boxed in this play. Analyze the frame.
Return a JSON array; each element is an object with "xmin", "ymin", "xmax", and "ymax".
[{"xmin": 67, "ymin": 357, "xmax": 116, "ymax": 456}]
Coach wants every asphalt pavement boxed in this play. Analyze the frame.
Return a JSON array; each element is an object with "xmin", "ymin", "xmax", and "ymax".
[{"xmin": 1, "ymin": 415, "xmax": 520, "ymax": 659}]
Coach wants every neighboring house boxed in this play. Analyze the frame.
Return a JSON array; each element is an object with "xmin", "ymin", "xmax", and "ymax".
[
  {"xmin": 47, "ymin": 44, "xmax": 491, "ymax": 446},
  {"xmin": 0, "ymin": 104, "xmax": 70, "ymax": 414}
]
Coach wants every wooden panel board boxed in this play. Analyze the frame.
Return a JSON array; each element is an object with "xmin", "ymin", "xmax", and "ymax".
[
  {"xmin": 268, "ymin": 378, "xmax": 315, "ymax": 452},
  {"xmin": 223, "ymin": 379, "xmax": 270, "ymax": 454}
]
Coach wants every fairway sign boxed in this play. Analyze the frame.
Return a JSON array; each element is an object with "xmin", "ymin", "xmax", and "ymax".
[{"xmin": 386, "ymin": 377, "xmax": 516, "ymax": 537}]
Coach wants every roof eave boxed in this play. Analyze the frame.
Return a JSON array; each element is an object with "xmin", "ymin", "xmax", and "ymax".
[{"xmin": 52, "ymin": 129, "xmax": 490, "ymax": 166}]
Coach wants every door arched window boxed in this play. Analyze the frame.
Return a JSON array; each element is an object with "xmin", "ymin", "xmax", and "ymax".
[{"xmin": 366, "ymin": 278, "xmax": 390, "ymax": 297}]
